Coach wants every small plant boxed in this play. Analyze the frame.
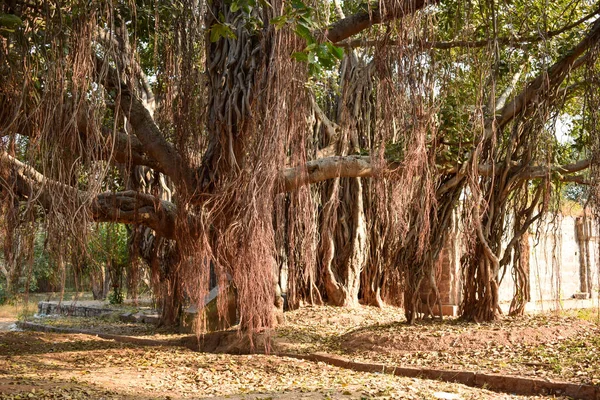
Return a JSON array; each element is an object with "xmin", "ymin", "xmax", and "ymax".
[
  {"xmin": 109, "ymin": 286, "xmax": 124, "ymax": 305},
  {"xmin": 0, "ymin": 282, "xmax": 7, "ymax": 305},
  {"xmin": 576, "ymin": 308, "xmax": 600, "ymax": 323}
]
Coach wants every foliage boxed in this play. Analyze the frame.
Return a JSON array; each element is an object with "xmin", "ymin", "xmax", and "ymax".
[
  {"xmin": 0, "ymin": 12, "xmax": 22, "ymax": 35},
  {"xmin": 0, "ymin": 278, "xmax": 7, "ymax": 305},
  {"xmin": 87, "ymin": 224, "xmax": 129, "ymax": 268},
  {"xmin": 108, "ymin": 289, "xmax": 124, "ymax": 305},
  {"xmin": 272, "ymin": 0, "xmax": 344, "ymax": 75},
  {"xmin": 87, "ymin": 223, "xmax": 129, "ymax": 304}
]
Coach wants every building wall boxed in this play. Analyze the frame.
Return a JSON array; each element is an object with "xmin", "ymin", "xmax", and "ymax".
[
  {"xmin": 438, "ymin": 215, "xmax": 599, "ymax": 312},
  {"xmin": 498, "ymin": 216, "xmax": 599, "ymax": 303}
]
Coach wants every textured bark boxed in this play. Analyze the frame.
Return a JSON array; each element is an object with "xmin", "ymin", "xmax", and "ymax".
[
  {"xmin": 322, "ymin": 178, "xmax": 367, "ymax": 307},
  {"xmin": 509, "ymin": 229, "xmax": 530, "ymax": 316},
  {"xmin": 283, "ymin": 156, "xmax": 374, "ymax": 191},
  {"xmin": 325, "ymin": 0, "xmax": 436, "ymax": 44},
  {"xmin": 94, "ymin": 56, "xmax": 194, "ymax": 190}
]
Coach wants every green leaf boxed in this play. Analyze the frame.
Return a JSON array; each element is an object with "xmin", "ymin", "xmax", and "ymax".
[
  {"xmin": 291, "ymin": 51, "xmax": 309, "ymax": 63},
  {"xmin": 295, "ymin": 23, "xmax": 313, "ymax": 43},
  {"xmin": 270, "ymin": 15, "xmax": 288, "ymax": 29},
  {"xmin": 327, "ymin": 43, "xmax": 344, "ymax": 60},
  {"xmin": 0, "ymin": 13, "xmax": 23, "ymax": 30},
  {"xmin": 209, "ymin": 23, "xmax": 237, "ymax": 42},
  {"xmin": 291, "ymin": 0, "xmax": 308, "ymax": 10}
]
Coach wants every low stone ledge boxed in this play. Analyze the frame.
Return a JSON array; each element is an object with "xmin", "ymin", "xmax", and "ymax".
[
  {"xmin": 38, "ymin": 301, "xmax": 115, "ymax": 318},
  {"xmin": 280, "ymin": 352, "xmax": 599, "ymax": 400},
  {"xmin": 17, "ymin": 321, "xmax": 184, "ymax": 347}
]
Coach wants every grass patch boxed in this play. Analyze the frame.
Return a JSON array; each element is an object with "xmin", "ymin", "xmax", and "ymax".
[
  {"xmin": 529, "ymin": 333, "xmax": 600, "ymax": 385},
  {"xmin": 575, "ymin": 307, "xmax": 600, "ymax": 324},
  {"xmin": 556, "ymin": 307, "xmax": 600, "ymax": 324},
  {"xmin": 0, "ymin": 292, "xmax": 97, "ymax": 320},
  {"xmin": 0, "ymin": 300, "xmax": 37, "ymax": 319}
]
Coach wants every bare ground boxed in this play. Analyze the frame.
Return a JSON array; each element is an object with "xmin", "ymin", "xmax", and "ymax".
[
  {"xmin": 0, "ymin": 318, "xmax": 15, "ymax": 332},
  {"xmin": 1, "ymin": 305, "xmax": 599, "ymax": 399},
  {"xmin": 0, "ymin": 331, "xmax": 552, "ymax": 400},
  {"xmin": 275, "ymin": 306, "xmax": 600, "ymax": 386}
]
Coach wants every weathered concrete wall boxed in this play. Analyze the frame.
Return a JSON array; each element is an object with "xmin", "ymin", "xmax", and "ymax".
[
  {"xmin": 38, "ymin": 301, "xmax": 116, "ymax": 317},
  {"xmin": 437, "ymin": 214, "xmax": 599, "ymax": 313},
  {"xmin": 497, "ymin": 216, "xmax": 599, "ymax": 304}
]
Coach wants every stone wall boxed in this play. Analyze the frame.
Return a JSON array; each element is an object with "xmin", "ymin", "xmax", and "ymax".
[
  {"xmin": 497, "ymin": 216, "xmax": 599, "ymax": 304},
  {"xmin": 38, "ymin": 301, "xmax": 116, "ymax": 317},
  {"xmin": 435, "ymin": 214, "xmax": 599, "ymax": 314}
]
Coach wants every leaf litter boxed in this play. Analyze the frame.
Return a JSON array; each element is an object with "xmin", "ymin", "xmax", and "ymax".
[{"xmin": 1, "ymin": 305, "xmax": 597, "ymax": 399}]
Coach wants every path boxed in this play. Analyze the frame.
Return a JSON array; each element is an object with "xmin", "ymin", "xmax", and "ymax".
[{"xmin": 0, "ymin": 317, "xmax": 16, "ymax": 331}]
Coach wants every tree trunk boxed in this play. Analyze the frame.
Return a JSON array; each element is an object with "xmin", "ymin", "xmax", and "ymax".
[
  {"xmin": 509, "ymin": 229, "xmax": 530, "ymax": 316},
  {"xmin": 91, "ymin": 264, "xmax": 110, "ymax": 301},
  {"xmin": 461, "ymin": 247, "xmax": 502, "ymax": 322},
  {"xmin": 159, "ymin": 263, "xmax": 183, "ymax": 327},
  {"xmin": 148, "ymin": 238, "xmax": 184, "ymax": 327},
  {"xmin": 321, "ymin": 177, "xmax": 366, "ymax": 307},
  {"xmin": 127, "ymin": 166, "xmax": 183, "ymax": 326}
]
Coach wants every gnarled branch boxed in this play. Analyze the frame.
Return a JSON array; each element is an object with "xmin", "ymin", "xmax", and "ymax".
[
  {"xmin": 282, "ymin": 155, "xmax": 375, "ymax": 191},
  {"xmin": 282, "ymin": 155, "xmax": 593, "ymax": 192},
  {"xmin": 497, "ymin": 17, "xmax": 600, "ymax": 129},
  {"xmin": 93, "ymin": 55, "xmax": 194, "ymax": 190},
  {"xmin": 325, "ymin": 0, "xmax": 436, "ymax": 44},
  {"xmin": 1, "ymin": 151, "xmax": 178, "ymax": 239}
]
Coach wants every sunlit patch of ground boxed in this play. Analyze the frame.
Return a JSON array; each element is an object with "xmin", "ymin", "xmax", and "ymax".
[
  {"xmin": 0, "ymin": 331, "xmax": 569, "ymax": 399},
  {"xmin": 5, "ymin": 304, "xmax": 599, "ymax": 399},
  {"xmin": 277, "ymin": 306, "xmax": 600, "ymax": 386}
]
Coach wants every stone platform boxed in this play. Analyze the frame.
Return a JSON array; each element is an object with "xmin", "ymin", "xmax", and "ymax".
[
  {"xmin": 37, "ymin": 299, "xmax": 158, "ymax": 322},
  {"xmin": 38, "ymin": 301, "xmax": 117, "ymax": 318}
]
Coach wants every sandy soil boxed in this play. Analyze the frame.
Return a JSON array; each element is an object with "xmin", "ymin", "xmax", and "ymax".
[
  {"xmin": 2, "ymin": 305, "xmax": 598, "ymax": 399},
  {"xmin": 0, "ymin": 317, "xmax": 16, "ymax": 331},
  {"xmin": 0, "ymin": 331, "xmax": 555, "ymax": 400}
]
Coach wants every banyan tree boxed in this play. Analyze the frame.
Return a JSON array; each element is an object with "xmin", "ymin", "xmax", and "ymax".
[{"xmin": 1, "ymin": 0, "xmax": 599, "ymax": 329}]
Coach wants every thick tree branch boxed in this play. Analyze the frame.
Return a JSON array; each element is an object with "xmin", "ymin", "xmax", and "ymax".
[
  {"xmin": 325, "ymin": 0, "xmax": 436, "ymax": 44},
  {"xmin": 94, "ymin": 55, "xmax": 194, "ymax": 190},
  {"xmin": 282, "ymin": 155, "xmax": 592, "ymax": 192},
  {"xmin": 522, "ymin": 159, "xmax": 591, "ymax": 179},
  {"xmin": 96, "ymin": 28, "xmax": 155, "ymax": 108},
  {"xmin": 497, "ymin": 17, "xmax": 600, "ymax": 129},
  {"xmin": 341, "ymin": 8, "xmax": 600, "ymax": 49},
  {"xmin": 0, "ymin": 152, "xmax": 178, "ymax": 239},
  {"xmin": 100, "ymin": 127, "xmax": 163, "ymax": 172},
  {"xmin": 93, "ymin": 191, "xmax": 177, "ymax": 239},
  {"xmin": 310, "ymin": 95, "xmax": 340, "ymax": 142},
  {"xmin": 444, "ymin": 16, "xmax": 600, "ymax": 197},
  {"xmin": 493, "ymin": 62, "xmax": 526, "ymax": 112},
  {"xmin": 7, "ymin": 121, "xmax": 163, "ymax": 172},
  {"xmin": 282, "ymin": 155, "xmax": 375, "ymax": 191},
  {"xmin": 4, "ymin": 150, "xmax": 589, "ymax": 238}
]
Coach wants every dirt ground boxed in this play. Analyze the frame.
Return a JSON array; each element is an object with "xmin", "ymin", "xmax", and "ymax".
[
  {"xmin": 1, "ymin": 305, "xmax": 598, "ymax": 399},
  {"xmin": 0, "ymin": 330, "xmax": 570, "ymax": 400},
  {"xmin": 276, "ymin": 306, "xmax": 600, "ymax": 386},
  {"xmin": 0, "ymin": 318, "xmax": 15, "ymax": 332}
]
